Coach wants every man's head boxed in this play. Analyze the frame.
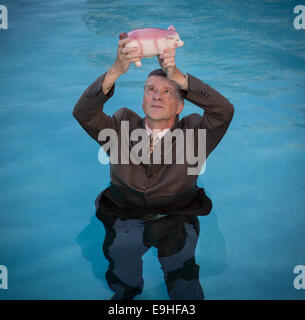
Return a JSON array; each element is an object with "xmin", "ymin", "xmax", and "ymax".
[{"xmin": 142, "ymin": 69, "xmax": 184, "ymax": 130}]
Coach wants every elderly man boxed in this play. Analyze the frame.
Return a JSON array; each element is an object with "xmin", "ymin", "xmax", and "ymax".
[{"xmin": 73, "ymin": 37, "xmax": 234, "ymax": 299}]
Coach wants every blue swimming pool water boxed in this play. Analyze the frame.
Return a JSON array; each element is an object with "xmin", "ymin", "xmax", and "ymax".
[{"xmin": 0, "ymin": 0, "xmax": 304, "ymax": 299}]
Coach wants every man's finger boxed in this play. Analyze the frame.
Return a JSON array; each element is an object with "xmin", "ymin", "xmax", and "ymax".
[
  {"xmin": 162, "ymin": 51, "xmax": 176, "ymax": 59},
  {"xmin": 129, "ymin": 57, "xmax": 143, "ymax": 63},
  {"xmin": 118, "ymin": 37, "xmax": 132, "ymax": 48},
  {"xmin": 125, "ymin": 53, "xmax": 143, "ymax": 61},
  {"xmin": 163, "ymin": 61, "xmax": 176, "ymax": 68},
  {"xmin": 163, "ymin": 57, "xmax": 175, "ymax": 62},
  {"xmin": 163, "ymin": 48, "xmax": 176, "ymax": 54},
  {"xmin": 121, "ymin": 46, "xmax": 139, "ymax": 54}
]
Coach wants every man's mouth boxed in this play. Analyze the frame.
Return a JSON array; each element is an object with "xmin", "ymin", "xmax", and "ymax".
[{"xmin": 151, "ymin": 105, "xmax": 164, "ymax": 109}]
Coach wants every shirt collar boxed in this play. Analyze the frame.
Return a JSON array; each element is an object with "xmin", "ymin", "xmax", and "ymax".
[{"xmin": 145, "ymin": 124, "xmax": 170, "ymax": 140}]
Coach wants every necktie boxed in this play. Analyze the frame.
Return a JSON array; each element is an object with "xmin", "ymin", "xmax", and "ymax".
[{"xmin": 149, "ymin": 133, "xmax": 159, "ymax": 155}]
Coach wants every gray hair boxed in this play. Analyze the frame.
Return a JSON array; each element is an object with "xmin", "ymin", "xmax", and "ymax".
[{"xmin": 145, "ymin": 69, "xmax": 185, "ymax": 101}]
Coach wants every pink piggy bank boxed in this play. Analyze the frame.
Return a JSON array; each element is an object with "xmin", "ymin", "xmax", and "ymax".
[{"xmin": 120, "ymin": 25, "xmax": 184, "ymax": 67}]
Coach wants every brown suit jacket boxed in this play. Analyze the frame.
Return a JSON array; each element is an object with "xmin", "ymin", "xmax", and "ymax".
[{"xmin": 73, "ymin": 72, "xmax": 234, "ymax": 219}]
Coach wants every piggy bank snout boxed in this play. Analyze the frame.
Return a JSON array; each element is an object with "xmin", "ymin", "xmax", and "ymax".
[{"xmin": 175, "ymin": 40, "xmax": 184, "ymax": 48}]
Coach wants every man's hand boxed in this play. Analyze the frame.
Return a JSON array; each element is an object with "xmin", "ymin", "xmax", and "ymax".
[
  {"xmin": 113, "ymin": 38, "xmax": 143, "ymax": 75},
  {"xmin": 158, "ymin": 48, "xmax": 188, "ymax": 90},
  {"xmin": 102, "ymin": 38, "xmax": 143, "ymax": 95}
]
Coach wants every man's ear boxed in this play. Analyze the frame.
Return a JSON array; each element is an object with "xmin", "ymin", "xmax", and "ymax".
[{"xmin": 177, "ymin": 100, "xmax": 184, "ymax": 115}]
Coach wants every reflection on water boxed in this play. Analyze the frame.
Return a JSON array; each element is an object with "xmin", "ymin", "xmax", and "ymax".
[{"xmin": 76, "ymin": 208, "xmax": 226, "ymax": 300}]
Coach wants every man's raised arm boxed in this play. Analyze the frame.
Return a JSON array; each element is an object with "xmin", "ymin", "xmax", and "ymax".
[
  {"xmin": 158, "ymin": 48, "xmax": 234, "ymax": 158},
  {"xmin": 72, "ymin": 37, "xmax": 143, "ymax": 142},
  {"xmin": 181, "ymin": 74, "xmax": 234, "ymax": 158}
]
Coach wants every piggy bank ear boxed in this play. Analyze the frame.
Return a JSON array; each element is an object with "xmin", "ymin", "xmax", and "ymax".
[
  {"xmin": 167, "ymin": 25, "xmax": 176, "ymax": 32},
  {"xmin": 165, "ymin": 31, "xmax": 175, "ymax": 39}
]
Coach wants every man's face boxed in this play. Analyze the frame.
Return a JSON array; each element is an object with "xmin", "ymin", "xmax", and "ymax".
[{"xmin": 142, "ymin": 75, "xmax": 184, "ymax": 127}]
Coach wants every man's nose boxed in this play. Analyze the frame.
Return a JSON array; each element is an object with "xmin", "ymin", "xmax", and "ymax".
[{"xmin": 153, "ymin": 90, "xmax": 162, "ymax": 100}]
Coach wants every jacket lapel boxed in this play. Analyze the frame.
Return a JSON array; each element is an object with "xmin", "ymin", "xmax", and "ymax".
[{"xmin": 127, "ymin": 116, "xmax": 182, "ymax": 165}]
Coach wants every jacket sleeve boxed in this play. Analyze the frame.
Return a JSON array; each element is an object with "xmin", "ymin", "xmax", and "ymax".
[
  {"xmin": 183, "ymin": 73, "xmax": 234, "ymax": 158},
  {"xmin": 72, "ymin": 72, "xmax": 119, "ymax": 144}
]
